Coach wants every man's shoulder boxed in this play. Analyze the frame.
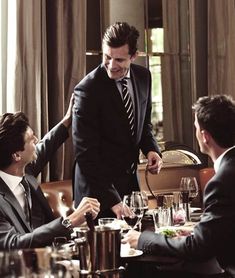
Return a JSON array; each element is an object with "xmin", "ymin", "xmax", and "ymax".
[
  {"xmin": 130, "ymin": 63, "xmax": 150, "ymax": 79},
  {"xmin": 75, "ymin": 65, "xmax": 107, "ymax": 91},
  {"xmin": 131, "ymin": 63, "xmax": 150, "ymax": 73}
]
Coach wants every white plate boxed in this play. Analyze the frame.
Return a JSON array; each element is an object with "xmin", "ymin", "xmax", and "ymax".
[{"xmin": 121, "ymin": 249, "xmax": 143, "ymax": 258}]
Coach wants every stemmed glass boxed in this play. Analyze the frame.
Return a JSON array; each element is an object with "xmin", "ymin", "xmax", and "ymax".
[
  {"xmin": 180, "ymin": 177, "xmax": 199, "ymax": 202},
  {"xmin": 122, "ymin": 192, "xmax": 144, "ymax": 230},
  {"xmin": 141, "ymin": 191, "xmax": 149, "ymax": 215},
  {"xmin": 180, "ymin": 176, "xmax": 199, "ymax": 221}
]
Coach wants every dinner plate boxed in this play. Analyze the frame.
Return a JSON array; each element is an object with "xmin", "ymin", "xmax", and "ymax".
[{"xmin": 121, "ymin": 249, "xmax": 143, "ymax": 258}]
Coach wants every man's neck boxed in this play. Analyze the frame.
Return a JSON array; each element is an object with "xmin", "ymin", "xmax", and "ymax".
[{"xmin": 2, "ymin": 165, "xmax": 25, "ymax": 177}]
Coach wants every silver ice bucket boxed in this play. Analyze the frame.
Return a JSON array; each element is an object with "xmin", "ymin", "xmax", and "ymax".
[{"xmin": 75, "ymin": 226, "xmax": 123, "ymax": 275}]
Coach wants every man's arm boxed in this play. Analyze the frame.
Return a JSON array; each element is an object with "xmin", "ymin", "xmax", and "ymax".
[
  {"xmin": 0, "ymin": 196, "xmax": 100, "ymax": 250},
  {"xmin": 26, "ymin": 95, "xmax": 74, "ymax": 177}
]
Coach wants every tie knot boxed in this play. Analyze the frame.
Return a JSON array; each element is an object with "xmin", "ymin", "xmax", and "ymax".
[
  {"xmin": 21, "ymin": 177, "xmax": 30, "ymax": 194},
  {"xmin": 120, "ymin": 78, "xmax": 128, "ymax": 86}
]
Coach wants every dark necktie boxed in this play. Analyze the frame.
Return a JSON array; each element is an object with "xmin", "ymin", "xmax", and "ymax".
[
  {"xmin": 120, "ymin": 78, "xmax": 135, "ymax": 137},
  {"xmin": 120, "ymin": 78, "xmax": 136, "ymax": 173},
  {"xmin": 21, "ymin": 177, "xmax": 32, "ymax": 226}
]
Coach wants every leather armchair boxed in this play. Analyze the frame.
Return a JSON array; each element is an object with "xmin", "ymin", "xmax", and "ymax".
[{"xmin": 40, "ymin": 180, "xmax": 74, "ymax": 218}]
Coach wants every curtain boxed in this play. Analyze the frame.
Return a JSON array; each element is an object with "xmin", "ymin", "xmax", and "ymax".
[
  {"xmin": 161, "ymin": 0, "xmax": 192, "ymax": 146},
  {"xmin": 1, "ymin": 0, "xmax": 86, "ymax": 181},
  {"xmin": 208, "ymin": 0, "xmax": 235, "ymax": 99},
  {"xmin": 45, "ymin": 0, "xmax": 86, "ymax": 180}
]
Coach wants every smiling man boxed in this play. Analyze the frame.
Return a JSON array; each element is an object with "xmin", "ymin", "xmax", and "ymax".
[{"xmin": 72, "ymin": 22, "xmax": 162, "ymax": 219}]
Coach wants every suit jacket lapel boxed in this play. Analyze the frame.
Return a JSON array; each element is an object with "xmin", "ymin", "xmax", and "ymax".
[
  {"xmin": 130, "ymin": 69, "xmax": 140, "ymax": 143},
  {"xmin": 24, "ymin": 175, "xmax": 54, "ymax": 221},
  {"xmin": 0, "ymin": 177, "xmax": 32, "ymax": 231}
]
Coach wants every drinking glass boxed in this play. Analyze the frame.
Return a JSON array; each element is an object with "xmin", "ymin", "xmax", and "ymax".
[
  {"xmin": 180, "ymin": 177, "xmax": 199, "ymax": 221},
  {"xmin": 0, "ymin": 250, "xmax": 27, "ymax": 277},
  {"xmin": 141, "ymin": 191, "xmax": 149, "ymax": 215},
  {"xmin": 122, "ymin": 193, "xmax": 144, "ymax": 230},
  {"xmin": 180, "ymin": 177, "xmax": 199, "ymax": 202}
]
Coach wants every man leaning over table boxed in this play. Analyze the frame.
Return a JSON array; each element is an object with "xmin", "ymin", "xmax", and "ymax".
[
  {"xmin": 0, "ymin": 94, "xmax": 100, "ymax": 250},
  {"xmin": 123, "ymin": 95, "xmax": 235, "ymax": 278}
]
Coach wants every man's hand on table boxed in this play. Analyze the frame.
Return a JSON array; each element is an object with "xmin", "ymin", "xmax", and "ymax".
[{"xmin": 122, "ymin": 229, "xmax": 141, "ymax": 249}]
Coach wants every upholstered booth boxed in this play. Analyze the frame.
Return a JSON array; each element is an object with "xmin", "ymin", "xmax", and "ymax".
[{"xmin": 40, "ymin": 180, "xmax": 74, "ymax": 218}]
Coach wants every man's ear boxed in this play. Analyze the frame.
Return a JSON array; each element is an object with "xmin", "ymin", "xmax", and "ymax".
[
  {"xmin": 12, "ymin": 152, "xmax": 21, "ymax": 162},
  {"xmin": 131, "ymin": 51, "xmax": 138, "ymax": 62},
  {"xmin": 201, "ymin": 130, "xmax": 210, "ymax": 144}
]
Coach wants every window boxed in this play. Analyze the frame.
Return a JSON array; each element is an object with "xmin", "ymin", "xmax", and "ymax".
[{"xmin": 148, "ymin": 28, "xmax": 163, "ymax": 141}]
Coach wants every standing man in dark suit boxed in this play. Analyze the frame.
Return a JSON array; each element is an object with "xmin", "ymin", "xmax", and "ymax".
[
  {"xmin": 123, "ymin": 95, "xmax": 235, "ymax": 277},
  {"xmin": 72, "ymin": 22, "xmax": 162, "ymax": 218},
  {"xmin": 0, "ymin": 95, "xmax": 100, "ymax": 250}
]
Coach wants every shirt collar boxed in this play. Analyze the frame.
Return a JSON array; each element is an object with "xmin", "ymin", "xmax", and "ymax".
[
  {"xmin": 214, "ymin": 146, "xmax": 235, "ymax": 172},
  {"xmin": 116, "ymin": 69, "xmax": 131, "ymax": 82},
  {"xmin": 0, "ymin": 170, "xmax": 23, "ymax": 191}
]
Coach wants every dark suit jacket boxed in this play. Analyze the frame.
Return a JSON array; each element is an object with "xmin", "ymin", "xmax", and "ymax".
[
  {"xmin": 72, "ymin": 64, "xmax": 160, "ymax": 210},
  {"xmin": 138, "ymin": 148, "xmax": 235, "ymax": 274},
  {"xmin": 0, "ymin": 123, "xmax": 70, "ymax": 250}
]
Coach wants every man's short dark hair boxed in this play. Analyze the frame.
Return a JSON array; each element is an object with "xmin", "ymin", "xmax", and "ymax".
[
  {"xmin": 0, "ymin": 112, "xmax": 29, "ymax": 169},
  {"xmin": 102, "ymin": 22, "xmax": 139, "ymax": 56},
  {"xmin": 192, "ymin": 95, "xmax": 235, "ymax": 148}
]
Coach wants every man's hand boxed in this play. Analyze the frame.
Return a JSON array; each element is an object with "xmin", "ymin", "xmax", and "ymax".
[
  {"xmin": 122, "ymin": 229, "xmax": 141, "ymax": 249},
  {"xmin": 147, "ymin": 151, "xmax": 163, "ymax": 174},
  {"xmin": 68, "ymin": 197, "xmax": 100, "ymax": 227},
  {"xmin": 111, "ymin": 202, "xmax": 123, "ymax": 219}
]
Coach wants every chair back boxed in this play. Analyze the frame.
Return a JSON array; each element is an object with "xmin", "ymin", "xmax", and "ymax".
[
  {"xmin": 199, "ymin": 168, "xmax": 215, "ymax": 192},
  {"xmin": 40, "ymin": 180, "xmax": 73, "ymax": 218}
]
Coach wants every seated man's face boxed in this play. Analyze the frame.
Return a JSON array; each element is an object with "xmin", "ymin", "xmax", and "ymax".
[
  {"xmin": 17, "ymin": 127, "xmax": 38, "ymax": 165},
  {"xmin": 102, "ymin": 43, "xmax": 136, "ymax": 80}
]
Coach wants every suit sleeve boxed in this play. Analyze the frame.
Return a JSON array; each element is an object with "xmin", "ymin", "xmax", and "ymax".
[
  {"xmin": 138, "ymin": 176, "xmax": 235, "ymax": 262},
  {"xmin": 26, "ymin": 123, "xmax": 69, "ymax": 177},
  {"xmin": 138, "ymin": 69, "xmax": 161, "ymax": 156},
  {"xmin": 72, "ymin": 88, "xmax": 121, "ymax": 210},
  {"xmin": 0, "ymin": 214, "xmax": 71, "ymax": 250}
]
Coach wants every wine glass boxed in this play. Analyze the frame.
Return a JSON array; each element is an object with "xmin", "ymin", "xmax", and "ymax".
[
  {"xmin": 122, "ymin": 193, "xmax": 144, "ymax": 230},
  {"xmin": 180, "ymin": 177, "xmax": 199, "ymax": 202},
  {"xmin": 180, "ymin": 177, "xmax": 199, "ymax": 221},
  {"xmin": 141, "ymin": 191, "xmax": 149, "ymax": 215}
]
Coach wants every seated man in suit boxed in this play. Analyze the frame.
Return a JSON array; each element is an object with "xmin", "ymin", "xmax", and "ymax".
[
  {"xmin": 0, "ymin": 95, "xmax": 100, "ymax": 250},
  {"xmin": 123, "ymin": 95, "xmax": 235, "ymax": 278}
]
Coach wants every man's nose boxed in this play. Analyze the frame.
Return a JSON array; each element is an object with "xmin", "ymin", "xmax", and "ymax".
[{"xmin": 109, "ymin": 59, "xmax": 117, "ymax": 68}]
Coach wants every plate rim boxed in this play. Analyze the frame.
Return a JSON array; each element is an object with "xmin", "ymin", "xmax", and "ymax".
[{"xmin": 121, "ymin": 249, "xmax": 143, "ymax": 258}]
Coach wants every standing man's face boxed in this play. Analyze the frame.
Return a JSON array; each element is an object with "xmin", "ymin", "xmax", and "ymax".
[{"xmin": 102, "ymin": 43, "xmax": 136, "ymax": 80}]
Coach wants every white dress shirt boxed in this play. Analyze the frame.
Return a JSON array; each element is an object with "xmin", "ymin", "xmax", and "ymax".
[
  {"xmin": 214, "ymin": 146, "xmax": 235, "ymax": 173},
  {"xmin": 0, "ymin": 170, "xmax": 25, "ymax": 210}
]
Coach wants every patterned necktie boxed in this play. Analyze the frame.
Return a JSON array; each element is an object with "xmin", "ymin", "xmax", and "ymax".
[
  {"xmin": 20, "ymin": 177, "xmax": 32, "ymax": 225},
  {"xmin": 120, "ymin": 78, "xmax": 136, "ymax": 173},
  {"xmin": 120, "ymin": 78, "xmax": 135, "ymax": 137}
]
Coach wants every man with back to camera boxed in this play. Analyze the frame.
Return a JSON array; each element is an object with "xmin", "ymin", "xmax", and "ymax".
[
  {"xmin": 123, "ymin": 95, "xmax": 235, "ymax": 278},
  {"xmin": 72, "ymin": 22, "xmax": 163, "ymax": 219},
  {"xmin": 0, "ymin": 95, "xmax": 100, "ymax": 250}
]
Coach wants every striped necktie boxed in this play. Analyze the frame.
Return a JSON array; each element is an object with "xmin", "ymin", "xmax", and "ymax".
[
  {"xmin": 20, "ymin": 177, "xmax": 32, "ymax": 226},
  {"xmin": 120, "ymin": 78, "xmax": 136, "ymax": 173},
  {"xmin": 120, "ymin": 78, "xmax": 135, "ymax": 137}
]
